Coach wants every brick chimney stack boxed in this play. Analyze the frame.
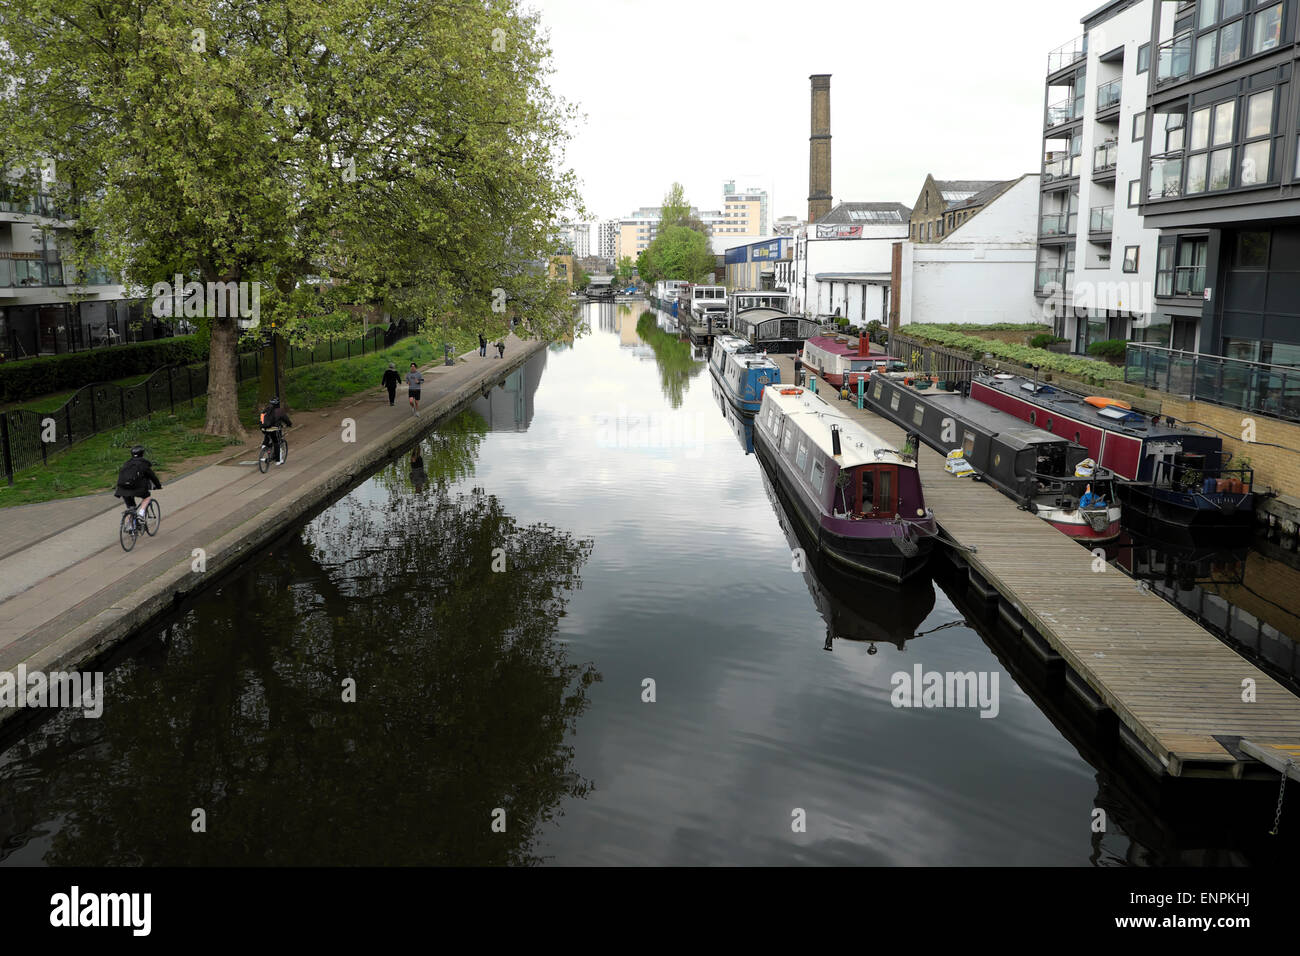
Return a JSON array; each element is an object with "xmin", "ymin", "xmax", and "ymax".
[{"xmin": 808, "ymin": 74, "xmax": 832, "ymax": 225}]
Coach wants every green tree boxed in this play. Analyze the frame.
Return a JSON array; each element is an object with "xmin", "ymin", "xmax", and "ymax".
[
  {"xmin": 637, "ymin": 225, "xmax": 715, "ymax": 286},
  {"xmin": 613, "ymin": 256, "xmax": 637, "ymax": 286},
  {"xmin": 0, "ymin": 0, "xmax": 580, "ymax": 438},
  {"xmin": 659, "ymin": 182, "xmax": 705, "ymax": 233}
]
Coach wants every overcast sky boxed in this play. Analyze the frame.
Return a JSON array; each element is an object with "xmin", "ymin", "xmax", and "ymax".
[{"xmin": 535, "ymin": 0, "xmax": 1091, "ymax": 222}]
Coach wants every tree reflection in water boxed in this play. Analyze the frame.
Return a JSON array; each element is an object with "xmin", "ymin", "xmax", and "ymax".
[
  {"xmin": 0, "ymin": 410, "xmax": 598, "ymax": 866},
  {"xmin": 636, "ymin": 310, "xmax": 703, "ymax": 409}
]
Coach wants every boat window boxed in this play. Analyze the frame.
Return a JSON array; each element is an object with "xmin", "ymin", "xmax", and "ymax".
[
  {"xmin": 1030, "ymin": 411, "xmax": 1037, "ymax": 425},
  {"xmin": 890, "ymin": 392, "xmax": 901, "ymax": 411},
  {"xmin": 782, "ymin": 428, "xmax": 794, "ymax": 455},
  {"xmin": 873, "ymin": 381, "xmax": 883, "ymax": 400},
  {"xmin": 912, "ymin": 404, "xmax": 925, "ymax": 427},
  {"xmin": 1075, "ymin": 431, "xmax": 1081, "ymax": 444},
  {"xmin": 962, "ymin": 431, "xmax": 976, "ymax": 456},
  {"xmin": 811, "ymin": 459, "xmax": 825, "ymax": 494},
  {"xmin": 1046, "ymin": 417, "xmax": 1053, "ymax": 430},
  {"xmin": 796, "ymin": 442, "xmax": 808, "ymax": 469},
  {"xmin": 858, "ymin": 466, "xmax": 899, "ymax": 517}
]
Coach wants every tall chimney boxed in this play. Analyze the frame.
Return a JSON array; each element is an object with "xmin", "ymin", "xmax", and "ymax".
[{"xmin": 808, "ymin": 74, "xmax": 832, "ymax": 224}]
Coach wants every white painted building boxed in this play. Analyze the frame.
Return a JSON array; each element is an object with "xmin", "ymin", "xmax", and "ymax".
[
  {"xmin": 596, "ymin": 220, "xmax": 618, "ymax": 260},
  {"xmin": 898, "ymin": 174, "xmax": 1043, "ymax": 326},
  {"xmin": 792, "ymin": 202, "xmax": 911, "ymax": 324},
  {"xmin": 1037, "ymin": 0, "xmax": 1161, "ymax": 353}
]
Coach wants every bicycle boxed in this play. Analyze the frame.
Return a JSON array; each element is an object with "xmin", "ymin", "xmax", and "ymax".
[
  {"xmin": 119, "ymin": 499, "xmax": 161, "ymax": 552},
  {"xmin": 258, "ymin": 427, "xmax": 289, "ymax": 473}
]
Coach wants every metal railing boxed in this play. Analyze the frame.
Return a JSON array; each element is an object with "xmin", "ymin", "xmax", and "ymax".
[
  {"xmin": 0, "ymin": 319, "xmax": 421, "ymax": 483},
  {"xmin": 1089, "ymin": 205, "xmax": 1114, "ymax": 233},
  {"xmin": 1125, "ymin": 343, "xmax": 1300, "ymax": 423},
  {"xmin": 1040, "ymin": 213, "xmax": 1072, "ymax": 236},
  {"xmin": 1093, "ymin": 141, "xmax": 1118, "ymax": 173},
  {"xmin": 1046, "ymin": 97, "xmax": 1081, "ymax": 128},
  {"xmin": 1047, "ymin": 34, "xmax": 1088, "ymax": 74},
  {"xmin": 1156, "ymin": 33, "xmax": 1192, "ymax": 86},
  {"xmin": 1096, "ymin": 79, "xmax": 1123, "ymax": 110},
  {"xmin": 1155, "ymin": 264, "xmax": 1206, "ymax": 297},
  {"xmin": 1043, "ymin": 154, "xmax": 1079, "ymax": 182},
  {"xmin": 1035, "ymin": 267, "xmax": 1073, "ymax": 292}
]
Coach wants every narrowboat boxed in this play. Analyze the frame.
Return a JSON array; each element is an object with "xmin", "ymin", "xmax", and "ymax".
[
  {"xmin": 971, "ymin": 373, "xmax": 1255, "ymax": 531},
  {"xmin": 708, "ymin": 334, "xmax": 781, "ymax": 414},
  {"xmin": 753, "ymin": 384, "xmax": 936, "ymax": 582},
  {"xmin": 864, "ymin": 372, "xmax": 1123, "ymax": 542},
  {"xmin": 729, "ymin": 290, "xmax": 821, "ymax": 353},
  {"xmin": 800, "ymin": 333, "xmax": 904, "ymax": 389},
  {"xmin": 758, "ymin": 464, "xmax": 938, "ymax": 648}
]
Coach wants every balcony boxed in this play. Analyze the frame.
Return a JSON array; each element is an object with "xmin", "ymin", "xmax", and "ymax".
[
  {"xmin": 1156, "ymin": 33, "xmax": 1192, "ymax": 87},
  {"xmin": 1045, "ymin": 96, "xmax": 1084, "ymax": 129},
  {"xmin": 1093, "ymin": 141, "xmax": 1118, "ymax": 176},
  {"xmin": 1156, "ymin": 264, "xmax": 1206, "ymax": 297},
  {"xmin": 1126, "ymin": 344, "xmax": 1300, "ymax": 423},
  {"xmin": 1035, "ymin": 267, "xmax": 1073, "ymax": 293},
  {"xmin": 0, "ymin": 258, "xmax": 58, "ymax": 290},
  {"xmin": 1096, "ymin": 79, "xmax": 1122, "ymax": 113},
  {"xmin": 1043, "ymin": 153, "xmax": 1079, "ymax": 183},
  {"xmin": 1088, "ymin": 205, "xmax": 1114, "ymax": 234},
  {"xmin": 1047, "ymin": 34, "xmax": 1088, "ymax": 75},
  {"xmin": 1039, "ymin": 213, "xmax": 1074, "ymax": 237}
]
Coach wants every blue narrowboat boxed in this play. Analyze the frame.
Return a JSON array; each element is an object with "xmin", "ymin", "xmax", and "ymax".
[{"xmin": 708, "ymin": 334, "xmax": 781, "ymax": 414}]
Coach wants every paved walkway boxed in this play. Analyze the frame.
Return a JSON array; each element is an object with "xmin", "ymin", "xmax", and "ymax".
[{"xmin": 0, "ymin": 335, "xmax": 539, "ymax": 704}]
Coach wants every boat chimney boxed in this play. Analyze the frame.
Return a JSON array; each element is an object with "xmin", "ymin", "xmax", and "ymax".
[
  {"xmin": 857, "ymin": 330, "xmax": 868, "ymax": 357},
  {"xmin": 831, "ymin": 425, "xmax": 842, "ymax": 459}
]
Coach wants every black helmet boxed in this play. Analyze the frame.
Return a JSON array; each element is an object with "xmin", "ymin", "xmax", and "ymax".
[
  {"xmin": 269, "ymin": 397, "xmax": 280, "ymax": 407},
  {"xmin": 130, "ymin": 445, "xmax": 146, "ymax": 458}
]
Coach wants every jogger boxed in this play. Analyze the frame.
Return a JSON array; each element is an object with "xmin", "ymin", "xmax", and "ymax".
[{"xmin": 406, "ymin": 362, "xmax": 425, "ymax": 414}]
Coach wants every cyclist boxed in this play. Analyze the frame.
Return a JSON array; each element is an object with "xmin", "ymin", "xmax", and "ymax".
[
  {"xmin": 115, "ymin": 445, "xmax": 162, "ymax": 528},
  {"xmin": 259, "ymin": 396, "xmax": 293, "ymax": 462}
]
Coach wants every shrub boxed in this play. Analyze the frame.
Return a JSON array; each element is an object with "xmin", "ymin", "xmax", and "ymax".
[
  {"xmin": 0, "ymin": 337, "xmax": 205, "ymax": 404},
  {"xmin": 900, "ymin": 326, "xmax": 1123, "ymax": 385},
  {"xmin": 1030, "ymin": 333, "xmax": 1068, "ymax": 349},
  {"xmin": 1087, "ymin": 338, "xmax": 1129, "ymax": 361}
]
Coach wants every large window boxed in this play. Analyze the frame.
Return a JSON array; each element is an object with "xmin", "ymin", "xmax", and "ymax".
[
  {"xmin": 1155, "ymin": 236, "xmax": 1209, "ymax": 296},
  {"xmin": 1253, "ymin": 3, "xmax": 1283, "ymax": 55},
  {"xmin": 1138, "ymin": 42, "xmax": 1151, "ymax": 73},
  {"xmin": 1192, "ymin": 0, "xmax": 1283, "ymax": 77},
  {"xmin": 1152, "ymin": 83, "xmax": 1279, "ymax": 198}
]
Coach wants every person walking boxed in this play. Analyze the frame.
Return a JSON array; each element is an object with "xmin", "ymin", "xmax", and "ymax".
[
  {"xmin": 478, "ymin": 333, "xmax": 487, "ymax": 358},
  {"xmin": 406, "ymin": 362, "xmax": 425, "ymax": 414},
  {"xmin": 381, "ymin": 362, "xmax": 401, "ymax": 406},
  {"xmin": 495, "ymin": 340, "xmax": 505, "ymax": 359}
]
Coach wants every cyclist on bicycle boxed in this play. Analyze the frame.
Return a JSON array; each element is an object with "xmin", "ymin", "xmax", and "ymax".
[
  {"xmin": 259, "ymin": 396, "xmax": 293, "ymax": 462},
  {"xmin": 115, "ymin": 445, "xmax": 162, "ymax": 525}
]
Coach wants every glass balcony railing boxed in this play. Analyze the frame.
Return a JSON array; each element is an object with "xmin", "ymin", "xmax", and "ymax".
[
  {"xmin": 1126, "ymin": 344, "xmax": 1300, "ymax": 423},
  {"xmin": 1096, "ymin": 79, "xmax": 1122, "ymax": 111},
  {"xmin": 1093, "ymin": 142, "xmax": 1118, "ymax": 173},
  {"xmin": 1089, "ymin": 206, "xmax": 1113, "ymax": 233},
  {"xmin": 0, "ymin": 258, "xmax": 57, "ymax": 289},
  {"xmin": 1043, "ymin": 154, "xmax": 1080, "ymax": 182},
  {"xmin": 1156, "ymin": 33, "xmax": 1192, "ymax": 86},
  {"xmin": 1036, "ymin": 268, "xmax": 1073, "ymax": 292},
  {"xmin": 1047, "ymin": 34, "xmax": 1088, "ymax": 74},
  {"xmin": 1040, "ymin": 213, "xmax": 1067, "ymax": 236}
]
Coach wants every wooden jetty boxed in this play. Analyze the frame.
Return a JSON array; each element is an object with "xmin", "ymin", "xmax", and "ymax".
[{"xmin": 771, "ymin": 354, "xmax": 1300, "ymax": 783}]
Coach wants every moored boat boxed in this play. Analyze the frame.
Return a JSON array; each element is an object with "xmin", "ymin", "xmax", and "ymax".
[
  {"xmin": 708, "ymin": 334, "xmax": 781, "ymax": 414},
  {"xmin": 800, "ymin": 333, "xmax": 902, "ymax": 389},
  {"xmin": 729, "ymin": 290, "xmax": 820, "ymax": 353},
  {"xmin": 970, "ymin": 373, "xmax": 1255, "ymax": 531},
  {"xmin": 864, "ymin": 372, "xmax": 1123, "ymax": 542},
  {"xmin": 753, "ymin": 384, "xmax": 936, "ymax": 582}
]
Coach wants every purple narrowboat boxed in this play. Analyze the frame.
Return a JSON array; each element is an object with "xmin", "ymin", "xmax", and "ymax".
[{"xmin": 753, "ymin": 385, "xmax": 937, "ymax": 583}]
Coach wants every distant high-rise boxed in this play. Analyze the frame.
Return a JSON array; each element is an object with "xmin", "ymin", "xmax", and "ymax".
[{"xmin": 808, "ymin": 74, "xmax": 832, "ymax": 224}]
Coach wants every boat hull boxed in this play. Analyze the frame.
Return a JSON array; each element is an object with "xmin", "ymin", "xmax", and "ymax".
[
  {"xmin": 1118, "ymin": 482, "xmax": 1255, "ymax": 531},
  {"xmin": 753, "ymin": 427, "xmax": 933, "ymax": 583}
]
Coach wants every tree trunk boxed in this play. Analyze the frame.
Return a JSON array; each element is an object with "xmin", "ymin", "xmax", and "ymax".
[{"xmin": 204, "ymin": 317, "xmax": 247, "ymax": 439}]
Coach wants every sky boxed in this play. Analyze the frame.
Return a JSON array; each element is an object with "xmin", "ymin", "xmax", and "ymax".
[{"xmin": 533, "ymin": 0, "xmax": 1092, "ymax": 223}]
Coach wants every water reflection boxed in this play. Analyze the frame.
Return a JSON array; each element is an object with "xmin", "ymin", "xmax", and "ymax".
[
  {"xmin": 634, "ymin": 309, "xmax": 704, "ymax": 409},
  {"xmin": 471, "ymin": 349, "xmax": 548, "ymax": 432},
  {"xmin": 712, "ymin": 377, "xmax": 754, "ymax": 455},
  {"xmin": 0, "ymin": 409, "xmax": 598, "ymax": 866}
]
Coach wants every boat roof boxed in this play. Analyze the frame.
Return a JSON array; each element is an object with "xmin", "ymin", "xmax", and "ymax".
[
  {"xmin": 976, "ymin": 373, "xmax": 1215, "ymax": 441},
  {"xmin": 895, "ymin": 381, "xmax": 1078, "ymax": 451},
  {"xmin": 804, "ymin": 334, "xmax": 885, "ymax": 357},
  {"xmin": 762, "ymin": 386, "xmax": 913, "ymax": 469},
  {"xmin": 715, "ymin": 334, "xmax": 779, "ymax": 366}
]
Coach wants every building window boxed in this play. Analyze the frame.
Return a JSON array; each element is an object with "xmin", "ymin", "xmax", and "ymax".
[
  {"xmin": 1128, "ymin": 178, "xmax": 1142, "ymax": 207},
  {"xmin": 1252, "ymin": 3, "xmax": 1283, "ymax": 55},
  {"xmin": 1123, "ymin": 246, "xmax": 1140, "ymax": 273},
  {"xmin": 1137, "ymin": 42, "xmax": 1151, "ymax": 73},
  {"xmin": 1133, "ymin": 112, "xmax": 1146, "ymax": 142}
]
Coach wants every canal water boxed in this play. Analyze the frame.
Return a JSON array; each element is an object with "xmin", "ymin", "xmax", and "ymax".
[{"xmin": 1, "ymin": 301, "xmax": 1295, "ymax": 866}]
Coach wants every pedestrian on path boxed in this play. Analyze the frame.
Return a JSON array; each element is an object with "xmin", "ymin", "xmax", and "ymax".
[
  {"xmin": 496, "ymin": 341, "xmax": 505, "ymax": 359},
  {"xmin": 406, "ymin": 362, "xmax": 425, "ymax": 414},
  {"xmin": 381, "ymin": 362, "xmax": 401, "ymax": 406},
  {"xmin": 479, "ymin": 333, "xmax": 487, "ymax": 357}
]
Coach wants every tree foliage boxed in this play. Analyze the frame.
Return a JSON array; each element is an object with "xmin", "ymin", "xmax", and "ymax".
[
  {"xmin": 613, "ymin": 256, "xmax": 636, "ymax": 286},
  {"xmin": 0, "ymin": 0, "xmax": 581, "ymax": 436},
  {"xmin": 636, "ymin": 225, "xmax": 715, "ymax": 286}
]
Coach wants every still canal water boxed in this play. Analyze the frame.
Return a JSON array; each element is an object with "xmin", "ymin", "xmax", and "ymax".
[{"xmin": 1, "ymin": 301, "xmax": 1295, "ymax": 866}]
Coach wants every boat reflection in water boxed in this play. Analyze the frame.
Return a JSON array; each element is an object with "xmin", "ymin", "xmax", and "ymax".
[
  {"xmin": 756, "ymin": 458, "xmax": 937, "ymax": 652},
  {"xmin": 712, "ymin": 376, "xmax": 754, "ymax": 455}
]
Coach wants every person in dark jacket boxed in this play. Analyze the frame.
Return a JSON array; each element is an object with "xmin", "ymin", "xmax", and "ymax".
[
  {"xmin": 495, "ymin": 341, "xmax": 505, "ymax": 359},
  {"xmin": 259, "ymin": 397, "xmax": 293, "ymax": 461},
  {"xmin": 478, "ymin": 333, "xmax": 487, "ymax": 358},
  {"xmin": 115, "ymin": 445, "xmax": 162, "ymax": 523},
  {"xmin": 381, "ymin": 362, "xmax": 401, "ymax": 405}
]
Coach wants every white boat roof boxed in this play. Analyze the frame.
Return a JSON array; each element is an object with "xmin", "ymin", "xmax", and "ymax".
[
  {"xmin": 716, "ymin": 334, "xmax": 779, "ymax": 368},
  {"xmin": 762, "ymin": 386, "xmax": 912, "ymax": 469}
]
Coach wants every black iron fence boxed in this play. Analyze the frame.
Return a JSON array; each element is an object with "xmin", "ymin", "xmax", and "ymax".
[{"xmin": 1, "ymin": 319, "xmax": 419, "ymax": 484}]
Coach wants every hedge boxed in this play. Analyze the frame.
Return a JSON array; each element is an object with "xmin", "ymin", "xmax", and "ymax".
[
  {"xmin": 1086, "ymin": 338, "xmax": 1129, "ymax": 361},
  {"xmin": 901, "ymin": 326, "xmax": 1124, "ymax": 385},
  {"xmin": 0, "ymin": 337, "xmax": 210, "ymax": 404}
]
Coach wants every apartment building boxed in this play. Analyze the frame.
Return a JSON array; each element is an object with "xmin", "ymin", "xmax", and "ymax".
[
  {"xmin": 1037, "ymin": 0, "xmax": 1163, "ymax": 354},
  {"xmin": 0, "ymin": 179, "xmax": 133, "ymax": 360},
  {"xmin": 556, "ymin": 222, "xmax": 591, "ymax": 258},
  {"xmin": 597, "ymin": 220, "xmax": 618, "ymax": 260},
  {"xmin": 721, "ymin": 181, "xmax": 769, "ymax": 236},
  {"xmin": 1140, "ymin": 0, "xmax": 1299, "ymax": 375}
]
